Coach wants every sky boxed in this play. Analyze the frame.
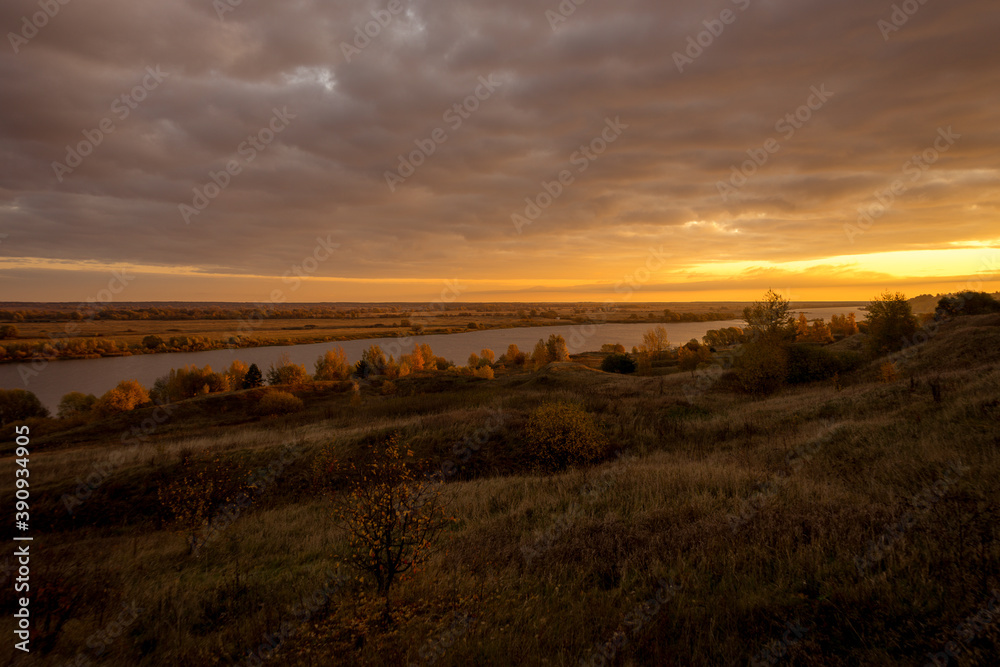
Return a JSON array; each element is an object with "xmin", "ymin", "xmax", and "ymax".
[{"xmin": 1, "ymin": 0, "xmax": 998, "ymax": 304}]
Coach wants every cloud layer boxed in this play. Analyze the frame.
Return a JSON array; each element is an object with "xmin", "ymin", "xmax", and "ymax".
[{"xmin": 1, "ymin": 0, "xmax": 998, "ymax": 301}]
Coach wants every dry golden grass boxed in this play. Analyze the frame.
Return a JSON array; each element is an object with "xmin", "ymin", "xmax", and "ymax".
[
  {"xmin": 10, "ymin": 317, "xmax": 467, "ymax": 347},
  {"xmin": 1, "ymin": 315, "xmax": 998, "ymax": 665}
]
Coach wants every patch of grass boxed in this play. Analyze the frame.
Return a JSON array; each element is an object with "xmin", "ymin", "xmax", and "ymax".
[{"xmin": 1, "ymin": 317, "xmax": 999, "ymax": 665}]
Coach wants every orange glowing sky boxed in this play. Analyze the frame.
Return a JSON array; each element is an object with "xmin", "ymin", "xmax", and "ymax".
[{"xmin": 1, "ymin": 0, "xmax": 998, "ymax": 303}]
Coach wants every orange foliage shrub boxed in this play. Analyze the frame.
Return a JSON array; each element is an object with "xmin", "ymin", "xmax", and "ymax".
[
  {"xmin": 95, "ymin": 380, "xmax": 149, "ymax": 416},
  {"xmin": 524, "ymin": 402, "xmax": 606, "ymax": 470},
  {"xmin": 254, "ymin": 390, "xmax": 304, "ymax": 416}
]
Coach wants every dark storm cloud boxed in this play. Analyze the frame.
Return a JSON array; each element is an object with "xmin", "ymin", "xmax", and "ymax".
[{"xmin": 1, "ymin": 0, "xmax": 998, "ymax": 297}]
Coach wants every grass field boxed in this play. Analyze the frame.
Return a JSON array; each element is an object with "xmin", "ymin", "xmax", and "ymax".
[
  {"xmin": 10, "ymin": 316, "xmax": 465, "ymax": 346},
  {"xmin": 2, "ymin": 314, "xmax": 998, "ymax": 665},
  {"xmin": 0, "ymin": 302, "xmax": 757, "ymax": 362}
]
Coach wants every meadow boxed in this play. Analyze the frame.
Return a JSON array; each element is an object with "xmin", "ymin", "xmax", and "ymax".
[
  {"xmin": 1, "ymin": 312, "xmax": 998, "ymax": 665},
  {"xmin": 0, "ymin": 302, "xmax": 751, "ymax": 363}
]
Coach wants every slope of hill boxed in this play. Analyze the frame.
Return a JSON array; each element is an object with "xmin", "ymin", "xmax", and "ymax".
[{"xmin": 2, "ymin": 316, "xmax": 998, "ymax": 665}]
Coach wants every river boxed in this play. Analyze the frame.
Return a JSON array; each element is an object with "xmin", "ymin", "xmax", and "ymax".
[{"xmin": 1, "ymin": 306, "xmax": 863, "ymax": 413}]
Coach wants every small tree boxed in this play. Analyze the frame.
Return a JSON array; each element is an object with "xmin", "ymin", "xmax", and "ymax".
[
  {"xmin": 0, "ymin": 389, "xmax": 49, "ymax": 426},
  {"xmin": 57, "ymin": 392, "xmax": 97, "ymax": 419},
  {"xmin": 267, "ymin": 355, "xmax": 310, "ymax": 386},
  {"xmin": 157, "ymin": 365, "xmax": 228, "ymax": 400},
  {"xmin": 95, "ymin": 380, "xmax": 150, "ymax": 416},
  {"xmin": 809, "ymin": 319, "xmax": 835, "ymax": 344},
  {"xmin": 678, "ymin": 341, "xmax": 711, "ymax": 376},
  {"xmin": 794, "ymin": 313, "xmax": 810, "ymax": 341},
  {"xmin": 359, "ymin": 345, "xmax": 387, "ymax": 377},
  {"xmin": 315, "ymin": 346, "xmax": 351, "ymax": 381},
  {"xmin": 531, "ymin": 339, "xmax": 550, "ymax": 369},
  {"xmin": 545, "ymin": 334, "xmax": 570, "ymax": 362},
  {"xmin": 865, "ymin": 291, "xmax": 917, "ymax": 355},
  {"xmin": 417, "ymin": 343, "xmax": 435, "ymax": 365},
  {"xmin": 330, "ymin": 434, "xmax": 453, "ymax": 623},
  {"xmin": 600, "ymin": 353, "xmax": 636, "ymax": 374},
  {"xmin": 846, "ymin": 312, "xmax": 859, "ymax": 335},
  {"xmin": 641, "ymin": 326, "xmax": 670, "ymax": 359},
  {"xmin": 503, "ymin": 343, "xmax": 527, "ymax": 367},
  {"xmin": 225, "ymin": 360, "xmax": 248, "ymax": 390},
  {"xmin": 142, "ymin": 335, "xmax": 163, "ymax": 350},
  {"xmin": 243, "ymin": 363, "xmax": 264, "ymax": 389},
  {"xmin": 829, "ymin": 313, "xmax": 859, "ymax": 338},
  {"xmin": 743, "ymin": 289, "xmax": 795, "ymax": 343},
  {"xmin": 402, "ymin": 346, "xmax": 425, "ymax": 372}
]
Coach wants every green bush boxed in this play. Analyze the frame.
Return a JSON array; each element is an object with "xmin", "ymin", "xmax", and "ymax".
[
  {"xmin": 524, "ymin": 402, "xmax": 606, "ymax": 470},
  {"xmin": 937, "ymin": 291, "xmax": 1000, "ymax": 318},
  {"xmin": 600, "ymin": 353, "xmax": 637, "ymax": 374},
  {"xmin": 0, "ymin": 389, "xmax": 49, "ymax": 426},
  {"xmin": 786, "ymin": 345, "xmax": 840, "ymax": 384},
  {"xmin": 58, "ymin": 392, "xmax": 97, "ymax": 418},
  {"xmin": 787, "ymin": 345, "xmax": 865, "ymax": 384},
  {"xmin": 865, "ymin": 291, "xmax": 918, "ymax": 355},
  {"xmin": 837, "ymin": 350, "xmax": 865, "ymax": 373},
  {"xmin": 267, "ymin": 362, "xmax": 311, "ymax": 386},
  {"xmin": 254, "ymin": 391, "xmax": 304, "ymax": 417},
  {"xmin": 142, "ymin": 335, "xmax": 163, "ymax": 349},
  {"xmin": 733, "ymin": 342, "xmax": 788, "ymax": 395},
  {"xmin": 243, "ymin": 363, "xmax": 264, "ymax": 389}
]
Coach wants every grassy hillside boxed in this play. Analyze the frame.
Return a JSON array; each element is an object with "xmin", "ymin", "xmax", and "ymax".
[{"xmin": 2, "ymin": 315, "xmax": 999, "ymax": 665}]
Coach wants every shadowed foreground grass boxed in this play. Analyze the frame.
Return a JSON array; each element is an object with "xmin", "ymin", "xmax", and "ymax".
[{"xmin": 2, "ymin": 315, "xmax": 999, "ymax": 665}]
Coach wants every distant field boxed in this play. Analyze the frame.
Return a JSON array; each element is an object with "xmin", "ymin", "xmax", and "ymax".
[
  {"xmin": 0, "ymin": 302, "xmax": 781, "ymax": 362},
  {"xmin": 10, "ymin": 317, "xmax": 464, "ymax": 347}
]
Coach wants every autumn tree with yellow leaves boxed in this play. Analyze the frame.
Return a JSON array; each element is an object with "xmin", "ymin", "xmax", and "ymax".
[
  {"xmin": 314, "ymin": 346, "xmax": 351, "ymax": 381},
  {"xmin": 329, "ymin": 433, "xmax": 453, "ymax": 623},
  {"xmin": 95, "ymin": 379, "xmax": 150, "ymax": 416}
]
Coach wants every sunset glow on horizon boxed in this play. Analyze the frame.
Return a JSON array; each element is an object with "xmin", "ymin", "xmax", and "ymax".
[{"xmin": 1, "ymin": 0, "xmax": 998, "ymax": 303}]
